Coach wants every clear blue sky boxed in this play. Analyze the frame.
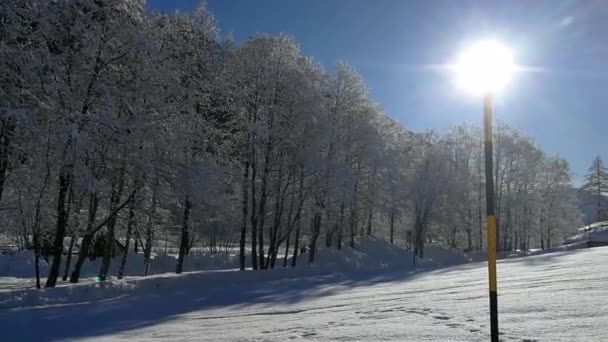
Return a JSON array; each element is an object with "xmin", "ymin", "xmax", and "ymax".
[{"xmin": 147, "ymin": 0, "xmax": 608, "ymax": 183}]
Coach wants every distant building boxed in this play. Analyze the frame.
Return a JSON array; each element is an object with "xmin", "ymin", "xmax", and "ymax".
[{"xmin": 563, "ymin": 221, "xmax": 608, "ymax": 248}]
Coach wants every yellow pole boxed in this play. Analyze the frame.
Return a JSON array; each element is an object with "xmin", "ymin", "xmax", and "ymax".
[{"xmin": 483, "ymin": 93, "xmax": 499, "ymax": 342}]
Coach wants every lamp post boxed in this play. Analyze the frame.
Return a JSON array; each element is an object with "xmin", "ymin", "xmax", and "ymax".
[
  {"xmin": 453, "ymin": 39, "xmax": 514, "ymax": 342},
  {"xmin": 483, "ymin": 92, "xmax": 498, "ymax": 342}
]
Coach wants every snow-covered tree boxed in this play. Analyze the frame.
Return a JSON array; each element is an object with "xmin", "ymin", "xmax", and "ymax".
[
  {"xmin": 0, "ymin": 1, "xmax": 585, "ymax": 290},
  {"xmin": 581, "ymin": 156, "xmax": 608, "ymax": 222}
]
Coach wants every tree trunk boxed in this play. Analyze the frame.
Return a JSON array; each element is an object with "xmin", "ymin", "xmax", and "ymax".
[
  {"xmin": 414, "ymin": 211, "xmax": 425, "ymax": 258},
  {"xmin": 414, "ymin": 213, "xmax": 421, "ymax": 258},
  {"xmin": 540, "ymin": 208, "xmax": 545, "ymax": 250},
  {"xmin": 598, "ymin": 163, "xmax": 602, "ymax": 222},
  {"xmin": 466, "ymin": 208, "xmax": 472, "ymax": 251},
  {"xmin": 33, "ymin": 229, "xmax": 41, "ymax": 289},
  {"xmin": 519, "ymin": 208, "xmax": 526, "ymax": 251},
  {"xmin": 19, "ymin": 205, "xmax": 29, "ymax": 251},
  {"xmin": 70, "ymin": 193, "xmax": 99, "ymax": 283},
  {"xmin": 257, "ymin": 151, "xmax": 271, "ymax": 269},
  {"xmin": 267, "ymin": 166, "xmax": 284, "ymax": 268},
  {"xmin": 308, "ymin": 214, "xmax": 321, "ymax": 263},
  {"xmin": 289, "ymin": 166, "xmax": 305, "ymax": 267},
  {"xmin": 45, "ymin": 164, "xmax": 72, "ymax": 288},
  {"xmin": 62, "ymin": 185, "xmax": 85, "ymax": 282},
  {"xmin": 62, "ymin": 235, "xmax": 76, "ymax": 281},
  {"xmin": 143, "ymin": 178, "xmax": 158, "ymax": 276},
  {"xmin": 280, "ymin": 181, "xmax": 296, "ymax": 267},
  {"xmin": 366, "ymin": 208, "xmax": 373, "ymax": 236},
  {"xmin": 250, "ymin": 146, "xmax": 258, "ymax": 270},
  {"xmin": 350, "ymin": 181, "xmax": 358, "ymax": 248},
  {"xmin": 98, "ymin": 226, "xmax": 116, "ymax": 281},
  {"xmin": 283, "ymin": 229, "xmax": 291, "ymax": 267},
  {"xmin": 389, "ymin": 211, "xmax": 395, "ymax": 244},
  {"xmin": 325, "ymin": 206, "xmax": 334, "ymax": 248},
  {"xmin": 495, "ymin": 215, "xmax": 501, "ymax": 252},
  {"xmin": 291, "ymin": 218, "xmax": 301, "ymax": 268},
  {"xmin": 503, "ymin": 203, "xmax": 512, "ymax": 251},
  {"xmin": 98, "ymin": 168, "xmax": 127, "ymax": 282},
  {"xmin": 540, "ymin": 237, "xmax": 545, "ymax": 250},
  {"xmin": 450, "ymin": 221, "xmax": 457, "ymax": 249},
  {"xmin": 239, "ymin": 161, "xmax": 249, "ymax": 271},
  {"xmin": 70, "ymin": 234, "xmax": 92, "ymax": 283},
  {"xmin": 118, "ymin": 194, "xmax": 137, "ymax": 279},
  {"xmin": 0, "ymin": 118, "xmax": 15, "ymax": 203},
  {"xmin": 32, "ymin": 139, "xmax": 52, "ymax": 289},
  {"xmin": 176, "ymin": 196, "xmax": 192, "ymax": 274},
  {"xmin": 327, "ymin": 228, "xmax": 335, "ymax": 246},
  {"xmin": 326, "ymin": 224, "xmax": 335, "ymax": 248},
  {"xmin": 337, "ymin": 202, "xmax": 345, "ymax": 249}
]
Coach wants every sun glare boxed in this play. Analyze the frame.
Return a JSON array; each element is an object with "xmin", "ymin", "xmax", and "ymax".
[{"xmin": 453, "ymin": 39, "xmax": 515, "ymax": 95}]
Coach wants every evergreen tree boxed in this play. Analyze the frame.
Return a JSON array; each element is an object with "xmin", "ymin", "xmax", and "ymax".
[{"xmin": 581, "ymin": 156, "xmax": 608, "ymax": 222}]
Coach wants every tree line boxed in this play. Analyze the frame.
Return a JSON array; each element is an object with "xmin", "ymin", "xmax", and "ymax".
[{"xmin": 0, "ymin": 0, "xmax": 582, "ymax": 288}]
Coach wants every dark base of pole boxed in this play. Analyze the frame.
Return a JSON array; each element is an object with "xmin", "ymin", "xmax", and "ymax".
[{"xmin": 489, "ymin": 289, "xmax": 499, "ymax": 342}]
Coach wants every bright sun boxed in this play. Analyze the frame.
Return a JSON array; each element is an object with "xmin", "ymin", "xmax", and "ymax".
[{"xmin": 453, "ymin": 39, "xmax": 515, "ymax": 95}]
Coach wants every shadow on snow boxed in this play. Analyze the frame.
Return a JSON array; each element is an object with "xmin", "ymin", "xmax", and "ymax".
[{"xmin": 0, "ymin": 267, "xmax": 432, "ymax": 341}]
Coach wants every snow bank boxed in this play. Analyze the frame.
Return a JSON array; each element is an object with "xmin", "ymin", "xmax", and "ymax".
[
  {"xmin": 0, "ymin": 251, "xmax": 239, "ymax": 279},
  {"xmin": 148, "ymin": 253, "xmax": 240, "ymax": 274},
  {"xmin": 306, "ymin": 237, "xmax": 471, "ymax": 273},
  {"xmin": 1, "ymin": 238, "xmax": 467, "ymax": 279},
  {"xmin": 70, "ymin": 252, "xmax": 241, "ymax": 278},
  {"xmin": 526, "ymin": 241, "xmax": 589, "ymax": 255},
  {"xmin": 0, "ymin": 279, "xmax": 136, "ymax": 309},
  {"xmin": 424, "ymin": 244, "xmax": 472, "ymax": 266},
  {"xmin": 0, "ymin": 237, "xmax": 475, "ymax": 309},
  {"xmin": 0, "ymin": 251, "xmax": 50, "ymax": 278},
  {"xmin": 310, "ymin": 237, "xmax": 418, "ymax": 272}
]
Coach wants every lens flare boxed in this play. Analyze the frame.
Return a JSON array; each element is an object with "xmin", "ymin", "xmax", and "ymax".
[{"xmin": 452, "ymin": 39, "xmax": 515, "ymax": 95}]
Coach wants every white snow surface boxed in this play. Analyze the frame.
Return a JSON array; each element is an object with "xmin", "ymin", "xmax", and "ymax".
[{"xmin": 2, "ymin": 242, "xmax": 607, "ymax": 341}]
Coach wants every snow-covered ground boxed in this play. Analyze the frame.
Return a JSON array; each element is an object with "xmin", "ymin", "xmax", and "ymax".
[{"xmin": 2, "ymin": 244, "xmax": 608, "ymax": 341}]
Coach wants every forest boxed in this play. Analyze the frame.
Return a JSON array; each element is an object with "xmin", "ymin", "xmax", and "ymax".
[{"xmin": 0, "ymin": 0, "xmax": 585, "ymax": 289}]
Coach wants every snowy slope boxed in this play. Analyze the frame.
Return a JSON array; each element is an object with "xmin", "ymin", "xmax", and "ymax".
[{"xmin": 2, "ymin": 246, "xmax": 608, "ymax": 341}]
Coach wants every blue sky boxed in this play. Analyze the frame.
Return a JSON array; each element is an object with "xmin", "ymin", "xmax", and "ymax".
[{"xmin": 147, "ymin": 0, "xmax": 608, "ymax": 183}]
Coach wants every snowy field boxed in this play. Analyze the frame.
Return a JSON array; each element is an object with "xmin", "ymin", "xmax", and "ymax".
[{"xmin": 1, "ymin": 245, "xmax": 608, "ymax": 341}]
